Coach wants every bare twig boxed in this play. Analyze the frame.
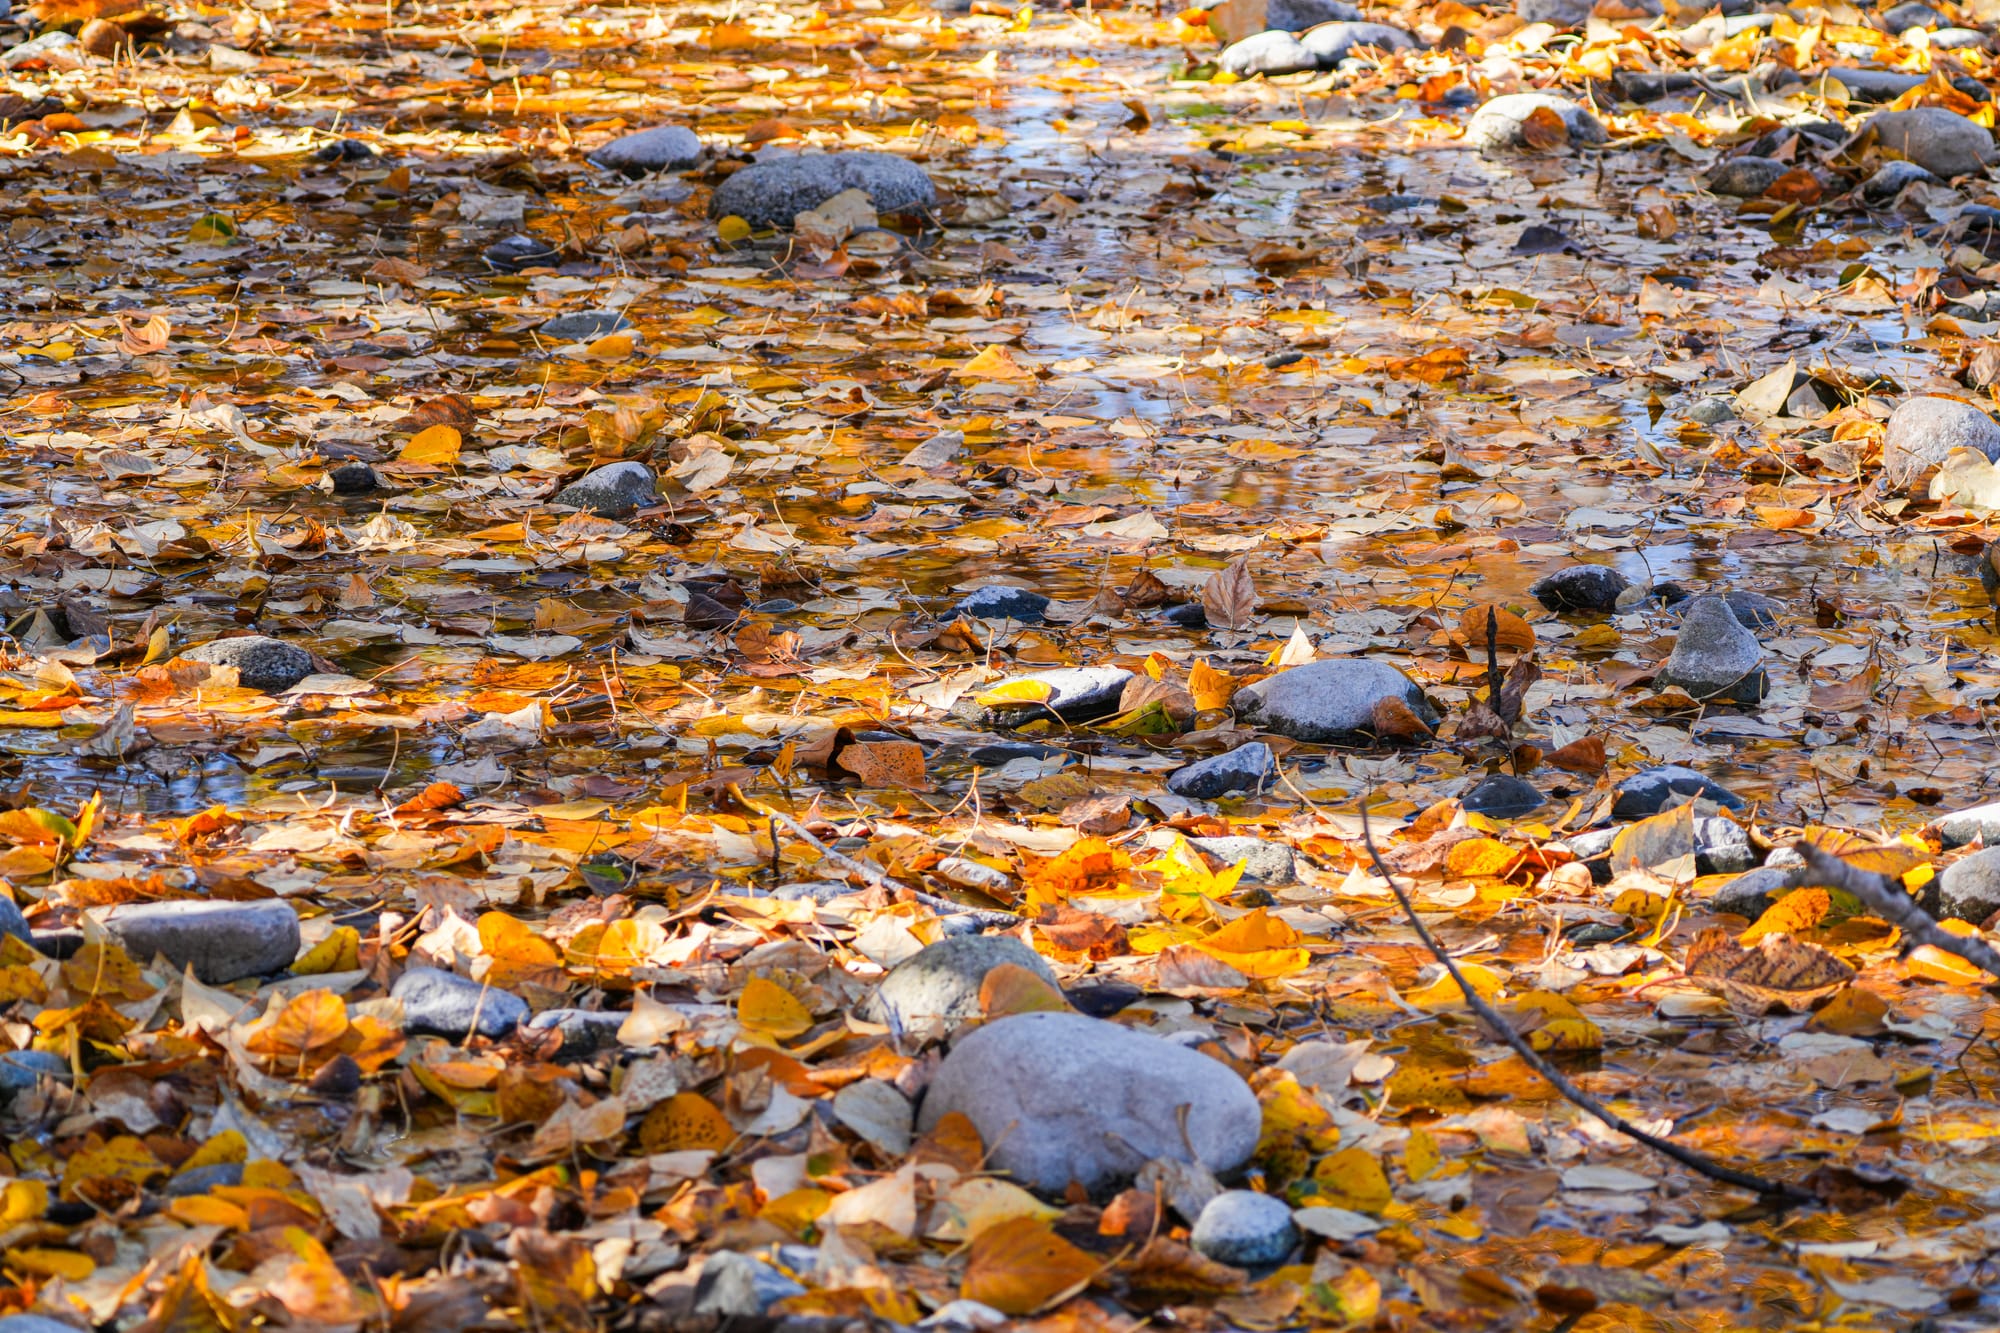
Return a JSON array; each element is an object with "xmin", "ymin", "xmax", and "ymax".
[
  {"xmin": 1778, "ymin": 841, "xmax": 2000, "ymax": 980},
  {"xmin": 763, "ymin": 805, "xmax": 1021, "ymax": 928},
  {"xmin": 1357, "ymin": 803, "xmax": 1815, "ymax": 1205}
]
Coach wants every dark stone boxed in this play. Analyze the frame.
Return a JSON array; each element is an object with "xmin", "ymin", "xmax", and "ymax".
[
  {"xmin": 589, "ymin": 125, "xmax": 702, "ymax": 177},
  {"xmin": 1939, "ymin": 847, "xmax": 2000, "ymax": 923},
  {"xmin": 1709, "ymin": 866, "xmax": 1791, "ymax": 918},
  {"xmin": 166, "ymin": 1162, "xmax": 245, "ymax": 1196},
  {"xmin": 539, "ymin": 310, "xmax": 633, "ymax": 342},
  {"xmin": 1655, "ymin": 596, "xmax": 1767, "ymax": 704},
  {"xmin": 1462, "ymin": 774, "xmax": 1544, "ymax": 818},
  {"xmin": 1705, "ymin": 156, "xmax": 1789, "ymax": 197},
  {"xmin": 391, "ymin": 966, "xmax": 527, "ymax": 1041},
  {"xmin": 330, "ymin": 462, "xmax": 378, "ymax": 495},
  {"xmin": 1233, "ymin": 659, "xmax": 1438, "ymax": 744},
  {"xmin": 313, "ymin": 139, "xmax": 377, "ymax": 163},
  {"xmin": 1191, "ymin": 1190, "xmax": 1298, "ymax": 1268},
  {"xmin": 1530, "ymin": 565, "xmax": 1629, "ymax": 614},
  {"xmin": 956, "ymin": 667, "xmax": 1133, "ymax": 727},
  {"xmin": 94, "ymin": 900, "xmax": 300, "ymax": 983},
  {"xmin": 954, "ymin": 586, "xmax": 1050, "ymax": 624},
  {"xmin": 485, "ymin": 234, "xmax": 560, "ymax": 272},
  {"xmin": 1611, "ymin": 766, "xmax": 1746, "ymax": 819},
  {"xmin": 1166, "ymin": 743, "xmax": 1276, "ymax": 800},
  {"xmin": 524, "ymin": 1008, "xmax": 628, "ymax": 1057},
  {"xmin": 178, "ymin": 635, "xmax": 315, "ymax": 692},
  {"xmin": 860, "ymin": 935, "xmax": 1059, "ymax": 1034},
  {"xmin": 1161, "ymin": 602, "xmax": 1209, "ymax": 629},
  {"xmin": 709, "ymin": 151, "xmax": 937, "ymax": 228},
  {"xmin": 551, "ymin": 461, "xmax": 658, "ymax": 517}
]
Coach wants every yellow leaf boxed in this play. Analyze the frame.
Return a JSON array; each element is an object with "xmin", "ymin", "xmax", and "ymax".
[
  {"xmin": 1908, "ymin": 919, "xmax": 1994, "ymax": 985},
  {"xmin": 1312, "ymin": 1147, "xmax": 1392, "ymax": 1213},
  {"xmin": 1404, "ymin": 961, "xmax": 1506, "ymax": 1010},
  {"xmin": 584, "ymin": 331, "xmax": 635, "ymax": 360},
  {"xmin": 293, "ymin": 926, "xmax": 360, "ymax": 976},
  {"xmin": 961, "ymin": 1216, "xmax": 1099, "ymax": 1315},
  {"xmin": 930, "ymin": 1177, "xmax": 1060, "ymax": 1243},
  {"xmin": 638, "ymin": 1091, "xmax": 735, "ymax": 1152},
  {"xmin": 1740, "ymin": 888, "xmax": 1832, "ymax": 943},
  {"xmin": 717, "ymin": 214, "xmax": 752, "ymax": 242},
  {"xmin": 0, "ymin": 1179, "xmax": 45, "ymax": 1224},
  {"xmin": 979, "ymin": 962, "xmax": 1070, "ymax": 1016},
  {"xmin": 1404, "ymin": 1126, "xmax": 1441, "ymax": 1182},
  {"xmin": 1444, "ymin": 837, "xmax": 1523, "ymax": 880},
  {"xmin": 400, "ymin": 424, "xmax": 462, "ymax": 466},
  {"xmin": 1513, "ymin": 991, "xmax": 1603, "ymax": 1052},
  {"xmin": 760, "ymin": 1187, "xmax": 833, "ymax": 1237},
  {"xmin": 60, "ymin": 1135, "xmax": 161, "ymax": 1201},
  {"xmin": 178, "ymin": 1130, "xmax": 247, "ymax": 1175},
  {"xmin": 1194, "ymin": 907, "xmax": 1310, "ymax": 979},
  {"xmin": 1188, "ymin": 659, "xmax": 1238, "ymax": 711},
  {"xmin": 0, "ymin": 712, "xmax": 65, "ymax": 729},
  {"xmin": 976, "ymin": 679, "xmax": 1053, "ymax": 706},
  {"xmin": 244, "ymin": 989, "xmax": 349, "ymax": 1059},
  {"xmin": 954, "ymin": 345, "xmax": 1039, "ymax": 382},
  {"xmin": 738, "ymin": 975, "xmax": 814, "ymax": 1040},
  {"xmin": 476, "ymin": 912, "xmax": 563, "ymax": 990},
  {"xmin": 6, "ymin": 1247, "xmax": 93, "ymax": 1280}
]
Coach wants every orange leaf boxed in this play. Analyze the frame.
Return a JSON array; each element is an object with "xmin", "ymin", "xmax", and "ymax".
[
  {"xmin": 961, "ymin": 1216, "xmax": 1099, "ymax": 1315},
  {"xmin": 979, "ymin": 961, "xmax": 1070, "ymax": 1017},
  {"xmin": 393, "ymin": 782, "xmax": 465, "ymax": 817},
  {"xmin": 1543, "ymin": 735, "xmax": 1607, "ymax": 775},
  {"xmin": 639, "ymin": 1091, "xmax": 735, "ymax": 1152},
  {"xmin": 399, "ymin": 424, "xmax": 462, "ymax": 466},
  {"xmin": 1444, "ymin": 837, "xmax": 1524, "ymax": 879},
  {"xmin": 244, "ymin": 989, "xmax": 350, "ymax": 1059},
  {"xmin": 1456, "ymin": 604, "xmax": 1536, "ymax": 652},
  {"xmin": 738, "ymin": 975, "xmax": 814, "ymax": 1039},
  {"xmin": 1520, "ymin": 105, "xmax": 1570, "ymax": 150},
  {"xmin": 1188, "ymin": 659, "xmax": 1238, "ymax": 711},
  {"xmin": 954, "ymin": 345, "xmax": 1039, "ymax": 381},
  {"xmin": 477, "ymin": 912, "xmax": 564, "ymax": 990},
  {"xmin": 1755, "ymin": 506, "xmax": 1816, "ymax": 530}
]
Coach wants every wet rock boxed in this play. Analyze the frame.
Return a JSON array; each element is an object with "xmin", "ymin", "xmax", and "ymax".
[
  {"xmin": 1530, "ymin": 565, "xmax": 1629, "ymax": 614},
  {"xmin": 917, "ymin": 1011, "xmax": 1260, "ymax": 1194},
  {"xmin": 524, "ymin": 1008, "xmax": 627, "ymax": 1057},
  {"xmin": 1654, "ymin": 595, "xmax": 1767, "ymax": 704},
  {"xmin": 1825, "ymin": 67, "xmax": 1966, "ymax": 103},
  {"xmin": 1191, "ymin": 1190, "xmax": 1298, "ymax": 1268},
  {"xmin": 1694, "ymin": 816, "xmax": 1757, "ymax": 875},
  {"xmin": 1705, "ymin": 156, "xmax": 1789, "ymax": 197},
  {"xmin": 860, "ymin": 935, "xmax": 1059, "ymax": 1034},
  {"xmin": 1161, "ymin": 602, "xmax": 1209, "ymax": 629},
  {"xmin": 1464, "ymin": 93, "xmax": 1608, "ymax": 153},
  {"xmin": 540, "ymin": 310, "xmax": 633, "ymax": 342},
  {"xmin": 1710, "ymin": 865, "xmax": 1790, "ymax": 918},
  {"xmin": 0, "ymin": 1050, "xmax": 68, "ymax": 1110},
  {"xmin": 1462, "ymin": 773, "xmax": 1544, "ymax": 818},
  {"xmin": 1665, "ymin": 588, "xmax": 1783, "ymax": 630},
  {"xmin": 391, "ymin": 966, "xmax": 527, "ymax": 1041},
  {"xmin": 1741, "ymin": 119, "xmax": 1844, "ymax": 158},
  {"xmin": 959, "ymin": 666, "xmax": 1133, "ymax": 726},
  {"xmin": 969, "ymin": 740, "xmax": 1066, "ymax": 765},
  {"xmin": 1685, "ymin": 397, "xmax": 1737, "ymax": 425},
  {"xmin": 1518, "ymin": 0, "xmax": 1591, "ymax": 25},
  {"xmin": 166, "ymin": 1162, "xmax": 245, "ymax": 1197},
  {"xmin": 313, "ymin": 138, "xmax": 376, "ymax": 164},
  {"xmin": 329, "ymin": 462, "xmax": 379, "ymax": 495},
  {"xmin": 179, "ymin": 635, "xmax": 315, "ymax": 692},
  {"xmin": 1939, "ymin": 847, "xmax": 2000, "ymax": 923},
  {"xmin": 1862, "ymin": 106, "xmax": 1998, "ymax": 181},
  {"xmin": 692, "ymin": 1252, "xmax": 807, "ymax": 1317},
  {"xmin": 0, "ymin": 894, "xmax": 27, "ymax": 948},
  {"xmin": 1191, "ymin": 836, "xmax": 1297, "ymax": 885},
  {"xmin": 1216, "ymin": 21, "xmax": 1415, "ymax": 76},
  {"xmin": 589, "ymin": 125, "xmax": 702, "ymax": 177},
  {"xmin": 1930, "ymin": 25, "xmax": 1987, "ymax": 48},
  {"xmin": 954, "ymin": 586, "xmax": 1050, "ymax": 624},
  {"xmin": 93, "ymin": 900, "xmax": 300, "ymax": 984},
  {"xmin": 1611, "ymin": 766, "xmax": 1746, "ymax": 819},
  {"xmin": 709, "ymin": 151, "xmax": 936, "ymax": 228},
  {"xmin": 1942, "ymin": 204, "xmax": 2000, "ymax": 257},
  {"xmin": 1233, "ymin": 658, "xmax": 1439, "ymax": 744},
  {"xmin": 484, "ymin": 234, "xmax": 560, "ymax": 272},
  {"xmin": 1881, "ymin": 0, "xmax": 1944, "ymax": 27},
  {"xmin": 1934, "ymin": 801, "xmax": 2000, "ymax": 848},
  {"xmin": 1882, "ymin": 395, "xmax": 2000, "ymax": 486},
  {"xmin": 1166, "ymin": 742, "xmax": 1276, "ymax": 800},
  {"xmin": 551, "ymin": 461, "xmax": 658, "ymax": 517}
]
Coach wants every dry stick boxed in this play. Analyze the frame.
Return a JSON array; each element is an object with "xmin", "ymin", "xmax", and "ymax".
[
  {"xmin": 763, "ymin": 805, "xmax": 1022, "ymax": 929},
  {"xmin": 1357, "ymin": 804, "xmax": 1817, "ymax": 1205},
  {"xmin": 1778, "ymin": 841, "xmax": 2000, "ymax": 980}
]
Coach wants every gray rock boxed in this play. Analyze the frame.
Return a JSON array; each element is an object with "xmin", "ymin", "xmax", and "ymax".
[
  {"xmin": 1611, "ymin": 766, "xmax": 1746, "ymax": 819},
  {"xmin": 1191, "ymin": 1190, "xmax": 1298, "ymax": 1268},
  {"xmin": 1167, "ymin": 742, "xmax": 1277, "ymax": 800},
  {"xmin": 551, "ymin": 461, "xmax": 658, "ymax": 517},
  {"xmin": 1862, "ymin": 107, "xmax": 1997, "ymax": 181},
  {"xmin": 179, "ymin": 636, "xmax": 315, "ymax": 692},
  {"xmin": 330, "ymin": 462, "xmax": 378, "ymax": 495},
  {"xmin": 1462, "ymin": 774, "xmax": 1544, "ymax": 818},
  {"xmin": 1826, "ymin": 68, "xmax": 1936, "ymax": 103},
  {"xmin": 1709, "ymin": 866, "xmax": 1791, "ymax": 918},
  {"xmin": 1935, "ymin": 801, "xmax": 2000, "ymax": 848},
  {"xmin": 709, "ymin": 151, "xmax": 936, "ymax": 228},
  {"xmin": 1940, "ymin": 847, "xmax": 2000, "ymax": 923},
  {"xmin": 589, "ymin": 125, "xmax": 702, "ymax": 176},
  {"xmin": 861, "ymin": 935, "xmax": 1058, "ymax": 1033},
  {"xmin": 954, "ymin": 586, "xmax": 1050, "ymax": 624},
  {"xmin": 94, "ymin": 900, "xmax": 299, "ymax": 984},
  {"xmin": 0, "ymin": 1318, "xmax": 89, "ymax": 1333},
  {"xmin": 960, "ymin": 666, "xmax": 1133, "ymax": 726},
  {"xmin": 1518, "ymin": 0, "xmax": 1592, "ymax": 24},
  {"xmin": 1705, "ymin": 156, "xmax": 1789, "ymax": 197},
  {"xmin": 917, "ymin": 1011, "xmax": 1260, "ymax": 1194},
  {"xmin": 1685, "ymin": 397, "xmax": 1737, "ymax": 425},
  {"xmin": 1464, "ymin": 93, "xmax": 1608, "ymax": 153},
  {"xmin": 0, "ymin": 894, "xmax": 27, "ymax": 948},
  {"xmin": 1531, "ymin": 565, "xmax": 1629, "ymax": 613},
  {"xmin": 1191, "ymin": 836, "xmax": 1297, "ymax": 885},
  {"xmin": 0, "ymin": 1050, "xmax": 69, "ymax": 1109},
  {"xmin": 539, "ymin": 310, "xmax": 633, "ymax": 342},
  {"xmin": 391, "ymin": 966, "xmax": 527, "ymax": 1041},
  {"xmin": 1216, "ymin": 21, "xmax": 1414, "ymax": 76},
  {"xmin": 1881, "ymin": 0, "xmax": 1944, "ymax": 27},
  {"xmin": 524, "ymin": 1008, "xmax": 627, "ymax": 1057},
  {"xmin": 1694, "ymin": 816, "xmax": 1757, "ymax": 875},
  {"xmin": 1882, "ymin": 396, "xmax": 2000, "ymax": 486},
  {"xmin": 166, "ymin": 1162, "xmax": 245, "ymax": 1196},
  {"xmin": 1655, "ymin": 595, "xmax": 1767, "ymax": 704},
  {"xmin": 1264, "ymin": 0, "xmax": 1363, "ymax": 27},
  {"xmin": 692, "ymin": 1252, "xmax": 807, "ymax": 1317},
  {"xmin": 1233, "ymin": 658, "xmax": 1438, "ymax": 744},
  {"xmin": 1930, "ymin": 25, "xmax": 1987, "ymax": 48}
]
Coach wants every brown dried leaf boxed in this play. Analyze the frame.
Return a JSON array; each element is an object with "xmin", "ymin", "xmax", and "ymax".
[{"xmin": 1201, "ymin": 558, "xmax": 1258, "ymax": 631}]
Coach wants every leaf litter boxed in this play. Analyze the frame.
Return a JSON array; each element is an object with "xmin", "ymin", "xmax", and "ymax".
[{"xmin": 4, "ymin": 0, "xmax": 2000, "ymax": 1326}]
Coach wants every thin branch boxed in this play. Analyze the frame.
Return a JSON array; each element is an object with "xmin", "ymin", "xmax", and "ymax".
[
  {"xmin": 1357, "ymin": 803, "xmax": 1816, "ymax": 1205},
  {"xmin": 763, "ymin": 805, "xmax": 1021, "ymax": 928},
  {"xmin": 1778, "ymin": 841, "xmax": 2000, "ymax": 980}
]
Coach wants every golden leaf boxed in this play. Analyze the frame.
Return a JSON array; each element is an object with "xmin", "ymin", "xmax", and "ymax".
[
  {"xmin": 244, "ymin": 989, "xmax": 350, "ymax": 1059},
  {"xmin": 400, "ymin": 424, "xmax": 462, "ymax": 466},
  {"xmin": 737, "ymin": 975, "xmax": 814, "ymax": 1040},
  {"xmin": 961, "ymin": 1216, "xmax": 1099, "ymax": 1315},
  {"xmin": 638, "ymin": 1091, "xmax": 735, "ymax": 1152}
]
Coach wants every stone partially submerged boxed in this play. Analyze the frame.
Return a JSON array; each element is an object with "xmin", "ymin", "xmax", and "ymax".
[
  {"xmin": 1216, "ymin": 21, "xmax": 1415, "ymax": 76},
  {"xmin": 1464, "ymin": 93, "xmax": 1607, "ymax": 153},
  {"xmin": 1881, "ymin": 396, "xmax": 2000, "ymax": 486},
  {"xmin": 1233, "ymin": 659, "xmax": 1438, "ymax": 743},
  {"xmin": 709, "ymin": 151, "xmax": 937, "ymax": 228},
  {"xmin": 1654, "ymin": 595, "xmax": 1767, "ymax": 704}
]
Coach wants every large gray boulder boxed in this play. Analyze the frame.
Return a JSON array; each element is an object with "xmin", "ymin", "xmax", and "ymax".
[
  {"xmin": 1464, "ymin": 93, "xmax": 1608, "ymax": 153},
  {"xmin": 860, "ymin": 935, "xmax": 1060, "ymax": 1035},
  {"xmin": 710, "ymin": 152, "xmax": 936, "ymax": 228},
  {"xmin": 551, "ymin": 461, "xmax": 658, "ymax": 517},
  {"xmin": 1882, "ymin": 396, "xmax": 2000, "ymax": 487},
  {"xmin": 179, "ymin": 636, "xmax": 315, "ymax": 692},
  {"xmin": 1862, "ymin": 107, "xmax": 1997, "ymax": 181},
  {"xmin": 1216, "ymin": 21, "xmax": 1415, "ymax": 76},
  {"xmin": 589, "ymin": 125, "xmax": 701, "ymax": 176},
  {"xmin": 1654, "ymin": 596, "xmax": 1767, "ymax": 704},
  {"xmin": 93, "ymin": 900, "xmax": 299, "ymax": 984},
  {"xmin": 917, "ymin": 1011, "xmax": 1260, "ymax": 1194},
  {"xmin": 1233, "ymin": 659, "xmax": 1437, "ymax": 743}
]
